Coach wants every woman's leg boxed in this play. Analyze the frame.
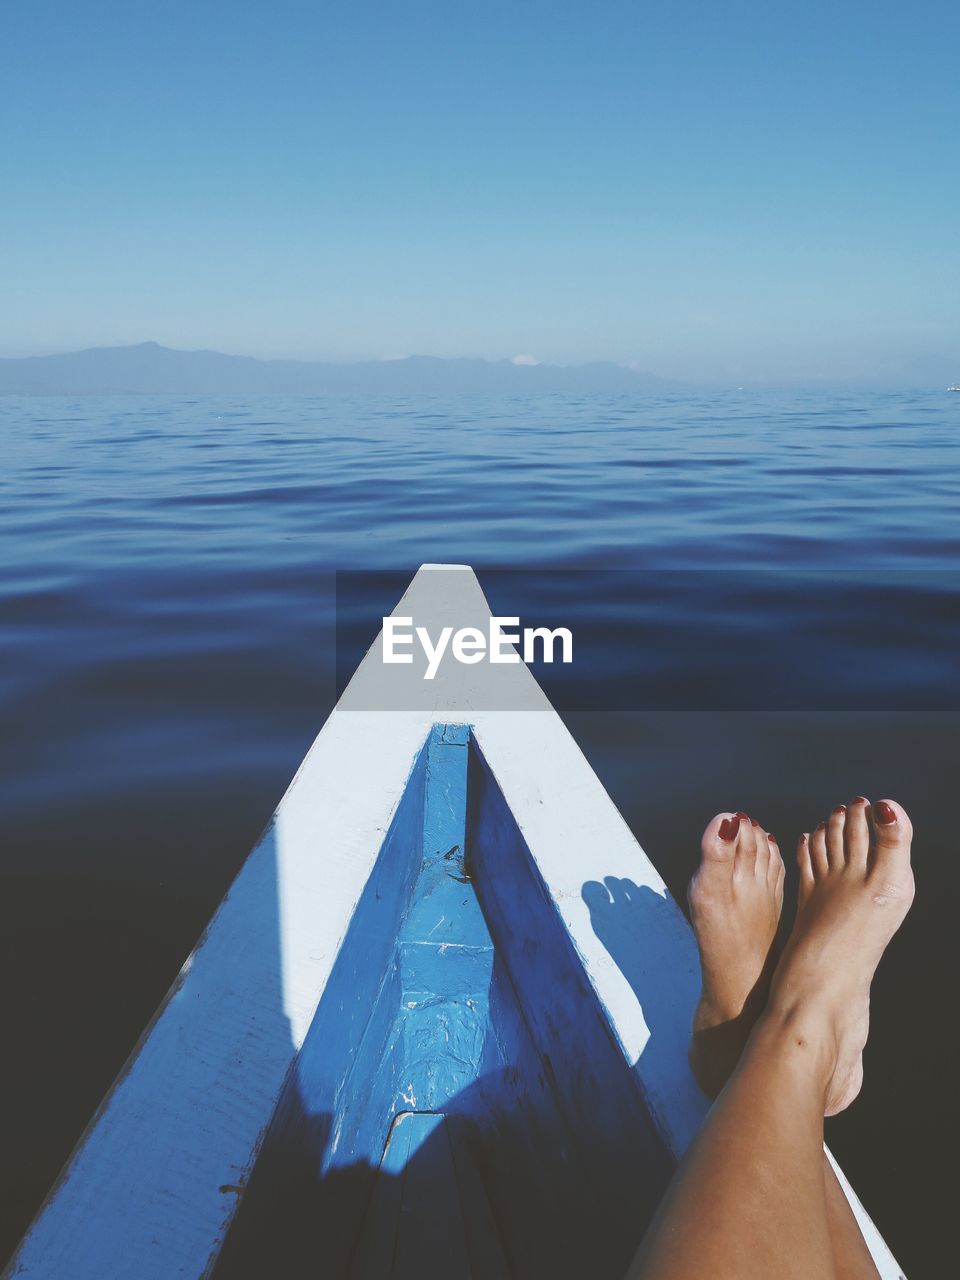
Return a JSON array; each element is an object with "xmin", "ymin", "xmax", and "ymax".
[
  {"xmin": 632, "ymin": 1007, "xmax": 837, "ymax": 1277},
  {"xmin": 633, "ymin": 799, "xmax": 914, "ymax": 1279}
]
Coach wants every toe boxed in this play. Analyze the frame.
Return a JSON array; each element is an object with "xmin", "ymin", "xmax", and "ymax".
[
  {"xmin": 701, "ymin": 812, "xmax": 741, "ymax": 863},
  {"xmin": 752, "ymin": 822, "xmax": 771, "ymax": 876},
  {"xmin": 870, "ymin": 798, "xmax": 912, "ymax": 845},
  {"xmin": 868, "ymin": 799, "xmax": 914, "ymax": 888},
  {"xmin": 796, "ymin": 833, "xmax": 814, "ymax": 905},
  {"xmin": 769, "ymin": 835, "xmax": 785, "ymax": 907},
  {"xmin": 845, "ymin": 796, "xmax": 870, "ymax": 867},
  {"xmin": 734, "ymin": 813, "xmax": 757, "ymax": 870},
  {"xmin": 809, "ymin": 821, "xmax": 829, "ymax": 876},
  {"xmin": 825, "ymin": 804, "xmax": 847, "ymax": 867}
]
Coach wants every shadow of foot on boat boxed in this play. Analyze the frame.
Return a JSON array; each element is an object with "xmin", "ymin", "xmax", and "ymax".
[{"xmin": 582, "ymin": 875, "xmax": 705, "ymax": 1145}]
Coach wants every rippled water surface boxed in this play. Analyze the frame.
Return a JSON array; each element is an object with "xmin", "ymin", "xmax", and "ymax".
[{"xmin": 2, "ymin": 391, "xmax": 958, "ymax": 1272}]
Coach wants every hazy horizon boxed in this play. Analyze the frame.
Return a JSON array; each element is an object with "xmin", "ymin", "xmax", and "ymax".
[
  {"xmin": 1, "ymin": 339, "xmax": 956, "ymax": 393},
  {"xmin": 3, "ymin": 2, "xmax": 958, "ymax": 384}
]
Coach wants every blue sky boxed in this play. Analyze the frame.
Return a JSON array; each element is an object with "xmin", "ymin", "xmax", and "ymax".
[{"xmin": 2, "ymin": 1, "xmax": 958, "ymax": 383}]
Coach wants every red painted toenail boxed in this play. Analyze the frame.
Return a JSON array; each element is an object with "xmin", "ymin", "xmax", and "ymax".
[
  {"xmin": 736, "ymin": 811, "xmax": 749, "ymax": 821},
  {"xmin": 833, "ymin": 805, "xmax": 846, "ymax": 814},
  {"xmin": 874, "ymin": 801, "xmax": 897, "ymax": 825},
  {"xmin": 853, "ymin": 796, "xmax": 867, "ymax": 804},
  {"xmin": 751, "ymin": 818, "xmax": 760, "ymax": 827},
  {"xmin": 816, "ymin": 821, "xmax": 825, "ymax": 831},
  {"xmin": 767, "ymin": 832, "xmax": 777, "ymax": 842},
  {"xmin": 718, "ymin": 816, "xmax": 740, "ymax": 841},
  {"xmin": 799, "ymin": 833, "xmax": 808, "ymax": 843}
]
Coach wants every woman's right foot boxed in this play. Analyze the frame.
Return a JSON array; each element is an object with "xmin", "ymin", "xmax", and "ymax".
[
  {"xmin": 688, "ymin": 812, "xmax": 784, "ymax": 1098},
  {"xmin": 767, "ymin": 797, "xmax": 915, "ymax": 1115}
]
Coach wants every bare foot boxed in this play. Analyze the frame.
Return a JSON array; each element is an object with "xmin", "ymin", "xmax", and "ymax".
[
  {"xmin": 769, "ymin": 797, "xmax": 915, "ymax": 1115},
  {"xmin": 688, "ymin": 812, "xmax": 784, "ymax": 1097}
]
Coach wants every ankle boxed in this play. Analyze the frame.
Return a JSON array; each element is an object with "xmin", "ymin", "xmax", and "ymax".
[{"xmin": 747, "ymin": 1004, "xmax": 839, "ymax": 1101}]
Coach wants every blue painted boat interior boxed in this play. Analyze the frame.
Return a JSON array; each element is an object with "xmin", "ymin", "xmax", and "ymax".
[{"xmin": 216, "ymin": 725, "xmax": 673, "ymax": 1279}]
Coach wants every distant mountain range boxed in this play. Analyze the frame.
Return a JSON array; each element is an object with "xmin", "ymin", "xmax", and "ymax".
[{"xmin": 0, "ymin": 342, "xmax": 675, "ymax": 395}]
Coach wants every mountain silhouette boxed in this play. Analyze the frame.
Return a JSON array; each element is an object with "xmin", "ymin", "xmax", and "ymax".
[{"xmin": 0, "ymin": 343, "xmax": 675, "ymax": 395}]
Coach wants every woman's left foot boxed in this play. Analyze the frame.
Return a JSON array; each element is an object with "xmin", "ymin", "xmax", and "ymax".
[{"xmin": 688, "ymin": 811, "xmax": 784, "ymax": 1097}]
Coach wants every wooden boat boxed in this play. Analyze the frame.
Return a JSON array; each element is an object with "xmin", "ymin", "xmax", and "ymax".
[{"xmin": 4, "ymin": 566, "xmax": 904, "ymax": 1279}]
